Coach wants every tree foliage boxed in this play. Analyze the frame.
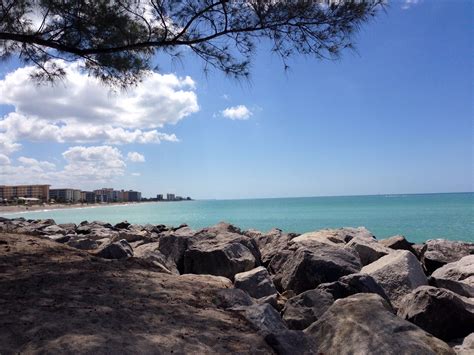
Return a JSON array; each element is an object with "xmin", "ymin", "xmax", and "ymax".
[{"xmin": 0, "ymin": 0, "xmax": 383, "ymax": 87}]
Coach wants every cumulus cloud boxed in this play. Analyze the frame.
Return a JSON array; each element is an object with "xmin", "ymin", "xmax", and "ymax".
[
  {"xmin": 0, "ymin": 60, "xmax": 198, "ymax": 151},
  {"xmin": 0, "ymin": 145, "xmax": 127, "ymax": 186},
  {"xmin": 0, "ymin": 113, "xmax": 179, "ymax": 145},
  {"xmin": 17, "ymin": 156, "xmax": 56, "ymax": 171},
  {"xmin": 127, "ymin": 152, "xmax": 145, "ymax": 163},
  {"xmin": 221, "ymin": 105, "xmax": 253, "ymax": 120},
  {"xmin": 0, "ymin": 154, "xmax": 10, "ymax": 165}
]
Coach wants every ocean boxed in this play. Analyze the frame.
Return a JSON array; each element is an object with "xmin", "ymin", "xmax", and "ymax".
[{"xmin": 2, "ymin": 193, "xmax": 473, "ymax": 243}]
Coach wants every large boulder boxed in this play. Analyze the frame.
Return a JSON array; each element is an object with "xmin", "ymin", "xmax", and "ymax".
[
  {"xmin": 282, "ymin": 289, "xmax": 335, "ymax": 330},
  {"xmin": 361, "ymin": 250, "xmax": 428, "ymax": 309},
  {"xmin": 380, "ymin": 235, "xmax": 418, "ymax": 256},
  {"xmin": 346, "ymin": 237, "xmax": 392, "ymax": 265},
  {"xmin": 269, "ymin": 243, "xmax": 362, "ymax": 294},
  {"xmin": 133, "ymin": 242, "xmax": 178, "ymax": 274},
  {"xmin": 95, "ymin": 239, "xmax": 133, "ymax": 260},
  {"xmin": 316, "ymin": 273, "xmax": 390, "ymax": 303},
  {"xmin": 233, "ymin": 303, "xmax": 287, "ymax": 335},
  {"xmin": 290, "ymin": 230, "xmax": 346, "ymax": 247},
  {"xmin": 183, "ymin": 224, "xmax": 260, "ymax": 279},
  {"xmin": 304, "ymin": 293, "xmax": 454, "ymax": 355},
  {"xmin": 234, "ymin": 266, "xmax": 277, "ymax": 299},
  {"xmin": 246, "ymin": 228, "xmax": 294, "ymax": 266},
  {"xmin": 158, "ymin": 226, "xmax": 195, "ymax": 272},
  {"xmin": 66, "ymin": 237, "xmax": 98, "ymax": 250},
  {"xmin": 397, "ymin": 286, "xmax": 474, "ymax": 342},
  {"xmin": 430, "ymin": 255, "xmax": 474, "ymax": 297},
  {"xmin": 422, "ymin": 239, "xmax": 474, "ymax": 274},
  {"xmin": 41, "ymin": 225, "xmax": 66, "ymax": 235}
]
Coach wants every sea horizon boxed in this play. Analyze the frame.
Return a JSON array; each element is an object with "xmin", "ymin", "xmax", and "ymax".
[{"xmin": 3, "ymin": 192, "xmax": 473, "ymax": 243}]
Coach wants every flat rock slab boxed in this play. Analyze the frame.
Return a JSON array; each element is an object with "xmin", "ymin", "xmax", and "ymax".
[{"xmin": 0, "ymin": 233, "xmax": 272, "ymax": 354}]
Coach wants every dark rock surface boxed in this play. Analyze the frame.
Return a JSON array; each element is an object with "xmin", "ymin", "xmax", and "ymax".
[
  {"xmin": 422, "ymin": 239, "xmax": 474, "ymax": 274},
  {"xmin": 397, "ymin": 286, "xmax": 474, "ymax": 342},
  {"xmin": 95, "ymin": 239, "xmax": 133, "ymax": 260},
  {"xmin": 234, "ymin": 266, "xmax": 277, "ymax": 299},
  {"xmin": 380, "ymin": 235, "xmax": 418, "ymax": 255},
  {"xmin": 270, "ymin": 242, "xmax": 361, "ymax": 294},
  {"xmin": 282, "ymin": 288, "xmax": 335, "ymax": 330}
]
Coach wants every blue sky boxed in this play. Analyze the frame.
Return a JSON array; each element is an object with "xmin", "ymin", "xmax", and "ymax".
[{"xmin": 0, "ymin": 0, "xmax": 472, "ymax": 199}]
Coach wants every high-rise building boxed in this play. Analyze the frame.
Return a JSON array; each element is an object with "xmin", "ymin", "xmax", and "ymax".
[
  {"xmin": 50, "ymin": 188, "xmax": 81, "ymax": 203},
  {"xmin": 125, "ymin": 190, "xmax": 142, "ymax": 202},
  {"xmin": 167, "ymin": 193, "xmax": 175, "ymax": 201},
  {"xmin": 156, "ymin": 194, "xmax": 163, "ymax": 201},
  {"xmin": 0, "ymin": 185, "xmax": 50, "ymax": 202}
]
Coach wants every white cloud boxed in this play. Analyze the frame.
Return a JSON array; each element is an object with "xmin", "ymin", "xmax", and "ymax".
[
  {"xmin": 131, "ymin": 172, "xmax": 141, "ymax": 177},
  {"xmin": 127, "ymin": 152, "xmax": 145, "ymax": 163},
  {"xmin": 17, "ymin": 156, "xmax": 56, "ymax": 171},
  {"xmin": 402, "ymin": 0, "xmax": 421, "ymax": 10},
  {"xmin": 0, "ymin": 154, "xmax": 10, "ymax": 165},
  {"xmin": 0, "ymin": 60, "xmax": 198, "ymax": 149},
  {"xmin": 221, "ymin": 105, "xmax": 253, "ymax": 120},
  {"xmin": 0, "ymin": 145, "xmax": 127, "ymax": 186},
  {"xmin": 0, "ymin": 113, "xmax": 179, "ymax": 145}
]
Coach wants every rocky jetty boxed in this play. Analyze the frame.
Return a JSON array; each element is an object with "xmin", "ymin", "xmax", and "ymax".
[{"xmin": 0, "ymin": 217, "xmax": 473, "ymax": 354}]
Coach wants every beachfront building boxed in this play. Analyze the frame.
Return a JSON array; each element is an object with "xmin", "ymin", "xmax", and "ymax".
[
  {"xmin": 50, "ymin": 188, "xmax": 82, "ymax": 203},
  {"xmin": 0, "ymin": 184, "xmax": 50, "ymax": 202},
  {"xmin": 167, "ymin": 193, "xmax": 175, "ymax": 201},
  {"xmin": 124, "ymin": 190, "xmax": 142, "ymax": 202},
  {"xmin": 81, "ymin": 191, "xmax": 96, "ymax": 203},
  {"xmin": 156, "ymin": 194, "xmax": 163, "ymax": 201},
  {"xmin": 94, "ymin": 188, "xmax": 114, "ymax": 203}
]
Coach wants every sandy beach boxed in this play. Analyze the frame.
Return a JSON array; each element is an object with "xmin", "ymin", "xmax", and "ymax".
[{"xmin": 0, "ymin": 201, "xmax": 149, "ymax": 215}]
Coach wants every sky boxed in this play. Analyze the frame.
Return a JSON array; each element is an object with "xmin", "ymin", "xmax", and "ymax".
[{"xmin": 0, "ymin": 0, "xmax": 472, "ymax": 199}]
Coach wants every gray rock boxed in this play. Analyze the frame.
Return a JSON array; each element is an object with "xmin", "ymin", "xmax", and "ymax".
[
  {"xmin": 316, "ymin": 273, "xmax": 390, "ymax": 304},
  {"xmin": 431, "ymin": 255, "xmax": 474, "ymax": 297},
  {"xmin": 214, "ymin": 288, "xmax": 254, "ymax": 309},
  {"xmin": 380, "ymin": 235, "xmax": 418, "ymax": 256},
  {"xmin": 305, "ymin": 293, "xmax": 454, "ymax": 355},
  {"xmin": 282, "ymin": 289, "xmax": 335, "ymax": 330},
  {"xmin": 422, "ymin": 239, "xmax": 474, "ymax": 274},
  {"xmin": 117, "ymin": 230, "xmax": 149, "ymax": 243},
  {"xmin": 397, "ymin": 286, "xmax": 474, "ymax": 342},
  {"xmin": 41, "ymin": 225, "xmax": 66, "ymax": 235},
  {"xmin": 234, "ymin": 303, "xmax": 287, "ymax": 335},
  {"xmin": 183, "ymin": 225, "xmax": 260, "ymax": 279},
  {"xmin": 95, "ymin": 239, "xmax": 133, "ymax": 260},
  {"xmin": 47, "ymin": 234, "xmax": 71, "ymax": 243},
  {"xmin": 134, "ymin": 242, "xmax": 178, "ymax": 274},
  {"xmin": 290, "ymin": 230, "xmax": 346, "ymax": 247},
  {"xmin": 247, "ymin": 228, "xmax": 294, "ymax": 266},
  {"xmin": 452, "ymin": 333, "xmax": 474, "ymax": 355},
  {"xmin": 361, "ymin": 250, "xmax": 428, "ymax": 309},
  {"xmin": 114, "ymin": 221, "xmax": 131, "ymax": 229},
  {"xmin": 66, "ymin": 237, "xmax": 98, "ymax": 250},
  {"xmin": 270, "ymin": 243, "xmax": 361, "ymax": 294},
  {"xmin": 264, "ymin": 330, "xmax": 317, "ymax": 355},
  {"xmin": 158, "ymin": 227, "xmax": 195, "ymax": 272},
  {"xmin": 234, "ymin": 266, "xmax": 277, "ymax": 299},
  {"xmin": 346, "ymin": 237, "xmax": 392, "ymax": 265}
]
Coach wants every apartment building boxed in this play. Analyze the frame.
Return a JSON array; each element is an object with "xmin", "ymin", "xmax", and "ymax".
[
  {"xmin": 0, "ymin": 184, "xmax": 50, "ymax": 202},
  {"xmin": 49, "ymin": 188, "xmax": 81, "ymax": 203}
]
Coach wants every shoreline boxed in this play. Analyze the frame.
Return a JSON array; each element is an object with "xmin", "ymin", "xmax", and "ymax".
[{"xmin": 0, "ymin": 201, "xmax": 158, "ymax": 215}]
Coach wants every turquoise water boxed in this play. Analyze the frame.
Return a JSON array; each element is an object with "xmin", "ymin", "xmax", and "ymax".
[{"xmin": 2, "ymin": 193, "xmax": 473, "ymax": 243}]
